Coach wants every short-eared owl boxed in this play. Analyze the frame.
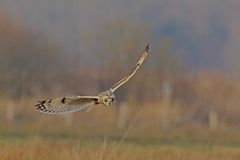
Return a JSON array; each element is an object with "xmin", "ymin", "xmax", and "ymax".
[{"xmin": 35, "ymin": 44, "xmax": 149, "ymax": 114}]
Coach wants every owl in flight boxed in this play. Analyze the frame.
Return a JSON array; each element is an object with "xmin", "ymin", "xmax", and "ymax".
[{"xmin": 35, "ymin": 44, "xmax": 149, "ymax": 114}]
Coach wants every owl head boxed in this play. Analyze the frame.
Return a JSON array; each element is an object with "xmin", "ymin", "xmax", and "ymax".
[{"xmin": 98, "ymin": 90, "xmax": 115, "ymax": 106}]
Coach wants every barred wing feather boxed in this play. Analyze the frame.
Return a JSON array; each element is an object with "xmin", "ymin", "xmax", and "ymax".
[{"xmin": 35, "ymin": 96, "xmax": 99, "ymax": 114}]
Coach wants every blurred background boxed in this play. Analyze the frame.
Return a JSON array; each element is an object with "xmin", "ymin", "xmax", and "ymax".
[{"xmin": 0, "ymin": 0, "xmax": 240, "ymax": 150}]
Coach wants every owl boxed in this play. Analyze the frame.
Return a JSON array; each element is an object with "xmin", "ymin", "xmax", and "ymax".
[{"xmin": 35, "ymin": 44, "xmax": 149, "ymax": 114}]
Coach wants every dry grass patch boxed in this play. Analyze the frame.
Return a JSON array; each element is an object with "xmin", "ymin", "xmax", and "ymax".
[{"xmin": 0, "ymin": 138, "xmax": 239, "ymax": 160}]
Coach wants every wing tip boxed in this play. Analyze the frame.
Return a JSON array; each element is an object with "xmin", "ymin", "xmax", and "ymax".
[
  {"xmin": 35, "ymin": 100, "xmax": 48, "ymax": 112},
  {"xmin": 145, "ymin": 43, "xmax": 149, "ymax": 53}
]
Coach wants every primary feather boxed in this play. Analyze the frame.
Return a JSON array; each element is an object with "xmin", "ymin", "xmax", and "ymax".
[{"xmin": 35, "ymin": 96, "xmax": 98, "ymax": 114}]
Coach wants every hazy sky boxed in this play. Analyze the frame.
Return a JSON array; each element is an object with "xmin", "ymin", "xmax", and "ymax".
[{"xmin": 0, "ymin": 0, "xmax": 240, "ymax": 72}]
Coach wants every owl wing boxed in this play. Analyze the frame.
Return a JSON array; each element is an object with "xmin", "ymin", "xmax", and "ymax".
[
  {"xmin": 35, "ymin": 96, "xmax": 99, "ymax": 114},
  {"xmin": 110, "ymin": 44, "xmax": 149, "ymax": 92}
]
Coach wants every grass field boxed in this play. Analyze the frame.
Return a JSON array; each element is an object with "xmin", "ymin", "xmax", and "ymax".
[
  {"xmin": 0, "ymin": 132, "xmax": 240, "ymax": 160},
  {"xmin": 1, "ymin": 139, "xmax": 239, "ymax": 160},
  {"xmin": 0, "ymin": 98, "xmax": 240, "ymax": 160}
]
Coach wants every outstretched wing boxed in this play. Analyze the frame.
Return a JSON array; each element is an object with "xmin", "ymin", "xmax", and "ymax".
[
  {"xmin": 110, "ymin": 44, "xmax": 149, "ymax": 92},
  {"xmin": 35, "ymin": 96, "xmax": 99, "ymax": 114}
]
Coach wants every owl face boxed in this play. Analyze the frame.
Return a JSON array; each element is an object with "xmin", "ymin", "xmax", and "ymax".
[
  {"xmin": 102, "ymin": 94, "xmax": 115, "ymax": 106},
  {"xmin": 98, "ymin": 90, "xmax": 115, "ymax": 106}
]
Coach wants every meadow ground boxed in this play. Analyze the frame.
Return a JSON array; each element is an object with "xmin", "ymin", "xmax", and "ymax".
[
  {"xmin": 0, "ymin": 99, "xmax": 240, "ymax": 160},
  {"xmin": 0, "ymin": 133, "xmax": 240, "ymax": 160}
]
